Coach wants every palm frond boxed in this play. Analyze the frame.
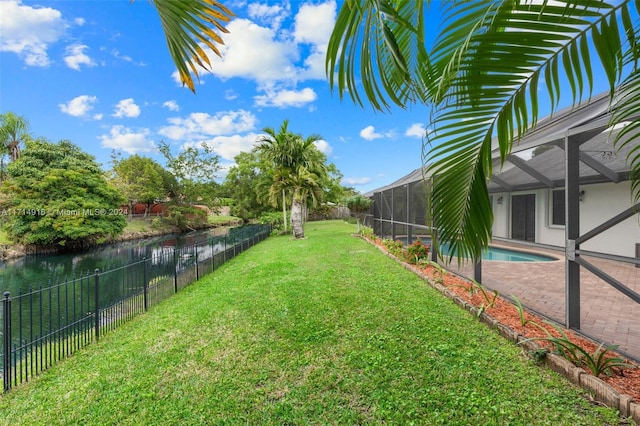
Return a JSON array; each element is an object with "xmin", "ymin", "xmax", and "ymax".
[
  {"xmin": 326, "ymin": 0, "xmax": 431, "ymax": 111},
  {"xmin": 612, "ymin": 26, "xmax": 640, "ymax": 201},
  {"xmin": 150, "ymin": 0, "xmax": 233, "ymax": 92},
  {"xmin": 425, "ymin": 0, "xmax": 633, "ymax": 260}
]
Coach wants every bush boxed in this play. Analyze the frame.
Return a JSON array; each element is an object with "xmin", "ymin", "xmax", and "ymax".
[
  {"xmin": 382, "ymin": 239, "xmax": 406, "ymax": 259},
  {"xmin": 310, "ymin": 204, "xmax": 333, "ymax": 220},
  {"xmin": 361, "ymin": 226, "xmax": 375, "ymax": 240},
  {"xmin": 150, "ymin": 217, "xmax": 163, "ymax": 229},
  {"xmin": 406, "ymin": 239, "xmax": 430, "ymax": 264},
  {"xmin": 167, "ymin": 205, "xmax": 207, "ymax": 230},
  {"xmin": 258, "ymin": 211, "xmax": 287, "ymax": 235}
]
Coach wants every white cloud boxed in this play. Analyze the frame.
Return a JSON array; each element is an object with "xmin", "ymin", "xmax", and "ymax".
[
  {"xmin": 64, "ymin": 44, "xmax": 95, "ymax": 70},
  {"xmin": 293, "ymin": 1, "xmax": 336, "ymax": 80},
  {"xmin": 254, "ymin": 87, "xmax": 317, "ymax": 108},
  {"xmin": 113, "ymin": 98, "xmax": 141, "ymax": 118},
  {"xmin": 0, "ymin": 0, "xmax": 67, "ymax": 66},
  {"xmin": 170, "ymin": 1, "xmax": 336, "ymax": 88},
  {"xmin": 162, "ymin": 100, "xmax": 179, "ymax": 112},
  {"xmin": 405, "ymin": 123, "xmax": 426, "ymax": 138},
  {"xmin": 360, "ymin": 125, "xmax": 383, "ymax": 141},
  {"xmin": 247, "ymin": 2, "xmax": 289, "ymax": 30},
  {"xmin": 343, "ymin": 177, "xmax": 372, "ymax": 186},
  {"xmin": 111, "ymin": 49, "xmax": 132, "ymax": 62},
  {"xmin": 99, "ymin": 125, "xmax": 155, "ymax": 154},
  {"xmin": 74, "ymin": 17, "xmax": 85, "ymax": 26},
  {"xmin": 225, "ymin": 90, "xmax": 238, "ymax": 100},
  {"xmin": 206, "ymin": 18, "xmax": 299, "ymax": 82},
  {"xmin": 314, "ymin": 139, "xmax": 332, "ymax": 156},
  {"xmin": 159, "ymin": 110, "xmax": 258, "ymax": 140},
  {"xmin": 59, "ymin": 95, "xmax": 98, "ymax": 117},
  {"xmin": 111, "ymin": 49, "xmax": 145, "ymax": 66},
  {"xmin": 294, "ymin": 1, "xmax": 336, "ymax": 46},
  {"xmin": 201, "ymin": 133, "xmax": 261, "ymax": 161}
]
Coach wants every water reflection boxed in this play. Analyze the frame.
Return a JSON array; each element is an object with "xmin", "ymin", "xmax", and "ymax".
[{"xmin": 0, "ymin": 227, "xmax": 229, "ymax": 295}]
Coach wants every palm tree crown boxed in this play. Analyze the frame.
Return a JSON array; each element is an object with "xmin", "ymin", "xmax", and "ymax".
[
  {"xmin": 255, "ymin": 120, "xmax": 327, "ymax": 238},
  {"xmin": 0, "ymin": 112, "xmax": 30, "ymax": 163}
]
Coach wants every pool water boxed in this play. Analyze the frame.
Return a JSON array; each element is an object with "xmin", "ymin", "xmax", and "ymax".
[
  {"xmin": 480, "ymin": 246, "xmax": 556, "ymax": 262},
  {"xmin": 412, "ymin": 238, "xmax": 557, "ymax": 262}
]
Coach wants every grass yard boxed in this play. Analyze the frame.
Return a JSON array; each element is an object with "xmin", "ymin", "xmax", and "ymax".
[{"xmin": 0, "ymin": 221, "xmax": 623, "ymax": 425}]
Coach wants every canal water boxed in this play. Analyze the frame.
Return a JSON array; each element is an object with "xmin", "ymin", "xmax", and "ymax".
[{"xmin": 0, "ymin": 227, "xmax": 228, "ymax": 295}]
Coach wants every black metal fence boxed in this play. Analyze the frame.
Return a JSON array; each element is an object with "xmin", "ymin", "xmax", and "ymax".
[{"xmin": 1, "ymin": 224, "xmax": 271, "ymax": 392}]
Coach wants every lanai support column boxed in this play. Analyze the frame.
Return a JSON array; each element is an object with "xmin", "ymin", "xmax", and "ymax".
[
  {"xmin": 391, "ymin": 189, "xmax": 396, "ymax": 241},
  {"xmin": 565, "ymin": 134, "xmax": 581, "ymax": 328},
  {"xmin": 474, "ymin": 259, "xmax": 482, "ymax": 284},
  {"xmin": 407, "ymin": 184, "xmax": 412, "ymax": 244}
]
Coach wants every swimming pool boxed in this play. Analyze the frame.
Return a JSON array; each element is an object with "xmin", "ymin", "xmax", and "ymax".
[
  {"xmin": 479, "ymin": 246, "xmax": 557, "ymax": 262},
  {"xmin": 409, "ymin": 238, "xmax": 557, "ymax": 262}
]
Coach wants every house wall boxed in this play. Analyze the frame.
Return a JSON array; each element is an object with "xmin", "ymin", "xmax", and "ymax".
[{"xmin": 492, "ymin": 181, "xmax": 640, "ymax": 258}]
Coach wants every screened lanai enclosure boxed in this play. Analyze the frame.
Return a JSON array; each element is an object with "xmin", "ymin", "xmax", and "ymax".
[{"xmin": 364, "ymin": 91, "xmax": 640, "ymax": 361}]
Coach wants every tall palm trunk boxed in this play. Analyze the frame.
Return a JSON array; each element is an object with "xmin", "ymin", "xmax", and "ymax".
[
  {"xmin": 9, "ymin": 141, "xmax": 19, "ymax": 162},
  {"xmin": 291, "ymin": 194, "xmax": 304, "ymax": 239},
  {"xmin": 282, "ymin": 188, "xmax": 287, "ymax": 233}
]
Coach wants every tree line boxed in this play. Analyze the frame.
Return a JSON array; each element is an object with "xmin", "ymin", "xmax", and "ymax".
[{"xmin": 0, "ymin": 112, "xmax": 357, "ymax": 249}]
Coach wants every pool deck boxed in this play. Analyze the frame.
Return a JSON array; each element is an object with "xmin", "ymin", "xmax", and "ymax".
[{"xmin": 439, "ymin": 242, "xmax": 640, "ymax": 361}]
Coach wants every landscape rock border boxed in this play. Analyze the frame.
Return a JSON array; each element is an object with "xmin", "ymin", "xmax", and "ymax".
[{"xmin": 362, "ymin": 235, "xmax": 639, "ymax": 423}]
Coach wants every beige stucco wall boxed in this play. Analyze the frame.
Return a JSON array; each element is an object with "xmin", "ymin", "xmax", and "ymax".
[{"xmin": 492, "ymin": 181, "xmax": 640, "ymax": 258}]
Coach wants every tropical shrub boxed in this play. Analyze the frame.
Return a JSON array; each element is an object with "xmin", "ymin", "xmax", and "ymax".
[
  {"xmin": 167, "ymin": 205, "xmax": 207, "ymax": 230},
  {"xmin": 406, "ymin": 239, "xmax": 430, "ymax": 264},
  {"xmin": 382, "ymin": 238, "xmax": 405, "ymax": 259},
  {"xmin": 361, "ymin": 226, "xmax": 375, "ymax": 240},
  {"xmin": 258, "ymin": 211, "xmax": 285, "ymax": 235},
  {"xmin": 522, "ymin": 322, "xmax": 634, "ymax": 378},
  {"xmin": 345, "ymin": 194, "xmax": 373, "ymax": 233}
]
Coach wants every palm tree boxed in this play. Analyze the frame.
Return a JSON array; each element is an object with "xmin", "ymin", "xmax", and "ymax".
[
  {"xmin": 150, "ymin": 0, "xmax": 234, "ymax": 92},
  {"xmin": 268, "ymin": 166, "xmax": 324, "ymax": 238},
  {"xmin": 255, "ymin": 120, "xmax": 326, "ymax": 238},
  {"xmin": 255, "ymin": 120, "xmax": 296, "ymax": 233},
  {"xmin": 0, "ymin": 112, "xmax": 31, "ymax": 183},
  {"xmin": 325, "ymin": 0, "xmax": 640, "ymax": 259}
]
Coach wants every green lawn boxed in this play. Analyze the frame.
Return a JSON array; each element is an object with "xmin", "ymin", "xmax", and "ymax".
[
  {"xmin": 0, "ymin": 221, "xmax": 623, "ymax": 425},
  {"xmin": 122, "ymin": 215, "xmax": 242, "ymax": 234},
  {"xmin": 208, "ymin": 214, "xmax": 243, "ymax": 225}
]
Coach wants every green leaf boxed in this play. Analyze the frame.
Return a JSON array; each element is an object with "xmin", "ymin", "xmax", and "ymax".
[{"xmin": 150, "ymin": 0, "xmax": 233, "ymax": 92}]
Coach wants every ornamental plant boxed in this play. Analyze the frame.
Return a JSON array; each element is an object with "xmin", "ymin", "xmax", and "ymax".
[
  {"xmin": 382, "ymin": 238, "xmax": 406, "ymax": 259},
  {"xmin": 406, "ymin": 239, "xmax": 430, "ymax": 264},
  {"xmin": 524, "ymin": 322, "xmax": 635, "ymax": 378}
]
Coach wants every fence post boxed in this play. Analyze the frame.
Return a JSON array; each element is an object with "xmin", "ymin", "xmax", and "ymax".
[
  {"xmin": 210, "ymin": 238, "xmax": 214, "ymax": 272},
  {"xmin": 173, "ymin": 248, "xmax": 178, "ymax": 294},
  {"xmin": 3, "ymin": 291, "xmax": 11, "ymax": 392},
  {"xmin": 93, "ymin": 269, "xmax": 100, "ymax": 342},
  {"xmin": 233, "ymin": 233, "xmax": 237, "ymax": 257},
  {"xmin": 143, "ymin": 257, "xmax": 148, "ymax": 311},
  {"xmin": 195, "ymin": 244, "xmax": 199, "ymax": 281}
]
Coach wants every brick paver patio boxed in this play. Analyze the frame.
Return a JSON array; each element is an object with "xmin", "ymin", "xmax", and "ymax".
[{"xmin": 440, "ymin": 243, "xmax": 640, "ymax": 361}]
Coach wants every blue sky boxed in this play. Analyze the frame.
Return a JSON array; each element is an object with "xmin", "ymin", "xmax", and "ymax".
[{"xmin": 0, "ymin": 0, "xmax": 434, "ymax": 194}]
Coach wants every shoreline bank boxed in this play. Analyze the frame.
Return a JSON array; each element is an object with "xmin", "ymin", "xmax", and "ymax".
[{"xmin": 0, "ymin": 218, "xmax": 243, "ymax": 261}]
